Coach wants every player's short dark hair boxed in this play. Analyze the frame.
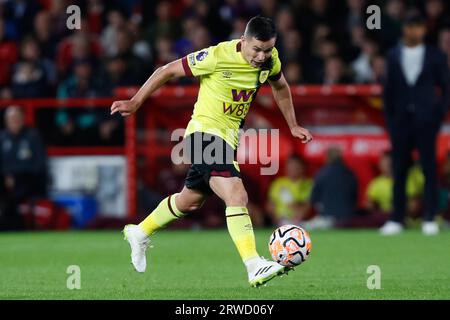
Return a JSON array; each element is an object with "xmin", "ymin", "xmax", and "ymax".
[{"xmin": 244, "ymin": 16, "xmax": 277, "ymax": 41}]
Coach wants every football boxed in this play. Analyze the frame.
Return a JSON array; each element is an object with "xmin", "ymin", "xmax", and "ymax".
[{"xmin": 268, "ymin": 224, "xmax": 312, "ymax": 267}]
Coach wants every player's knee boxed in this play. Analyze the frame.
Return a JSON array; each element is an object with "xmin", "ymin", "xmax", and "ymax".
[
  {"xmin": 186, "ymin": 201, "xmax": 205, "ymax": 212},
  {"xmin": 225, "ymin": 191, "xmax": 248, "ymax": 207},
  {"xmin": 176, "ymin": 198, "xmax": 205, "ymax": 213}
]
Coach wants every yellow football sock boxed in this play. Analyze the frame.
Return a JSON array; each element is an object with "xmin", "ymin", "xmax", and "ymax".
[
  {"xmin": 226, "ymin": 206, "xmax": 259, "ymax": 262},
  {"xmin": 139, "ymin": 193, "xmax": 185, "ymax": 236}
]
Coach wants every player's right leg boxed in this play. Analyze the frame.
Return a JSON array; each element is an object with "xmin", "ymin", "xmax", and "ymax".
[
  {"xmin": 209, "ymin": 176, "xmax": 288, "ymax": 287},
  {"xmin": 124, "ymin": 186, "xmax": 207, "ymax": 272}
]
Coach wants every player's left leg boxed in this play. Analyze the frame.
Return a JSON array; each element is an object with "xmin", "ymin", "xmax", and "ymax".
[
  {"xmin": 138, "ymin": 187, "xmax": 207, "ymax": 236},
  {"xmin": 124, "ymin": 187, "xmax": 207, "ymax": 272},
  {"xmin": 209, "ymin": 176, "xmax": 288, "ymax": 287}
]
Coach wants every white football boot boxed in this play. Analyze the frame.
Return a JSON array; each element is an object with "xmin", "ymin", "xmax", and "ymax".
[
  {"xmin": 123, "ymin": 224, "xmax": 151, "ymax": 273},
  {"xmin": 379, "ymin": 221, "xmax": 404, "ymax": 236},
  {"xmin": 246, "ymin": 257, "xmax": 289, "ymax": 287},
  {"xmin": 422, "ymin": 221, "xmax": 439, "ymax": 236}
]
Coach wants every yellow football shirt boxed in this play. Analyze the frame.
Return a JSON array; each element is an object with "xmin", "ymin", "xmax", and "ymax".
[
  {"xmin": 268, "ymin": 177, "xmax": 313, "ymax": 219},
  {"xmin": 366, "ymin": 167, "xmax": 425, "ymax": 212},
  {"xmin": 181, "ymin": 39, "xmax": 282, "ymax": 149},
  {"xmin": 366, "ymin": 176, "xmax": 393, "ymax": 212}
]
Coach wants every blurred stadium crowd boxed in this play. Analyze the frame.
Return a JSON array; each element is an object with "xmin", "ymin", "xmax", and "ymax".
[
  {"xmin": 1, "ymin": 0, "xmax": 450, "ymax": 231},
  {"xmin": 0, "ymin": 0, "xmax": 450, "ymax": 99}
]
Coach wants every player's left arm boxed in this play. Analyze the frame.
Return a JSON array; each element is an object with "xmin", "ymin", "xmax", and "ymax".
[{"xmin": 268, "ymin": 73, "xmax": 312, "ymax": 144}]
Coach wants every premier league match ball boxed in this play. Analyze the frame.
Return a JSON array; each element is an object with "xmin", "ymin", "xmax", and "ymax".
[{"xmin": 268, "ymin": 224, "xmax": 312, "ymax": 267}]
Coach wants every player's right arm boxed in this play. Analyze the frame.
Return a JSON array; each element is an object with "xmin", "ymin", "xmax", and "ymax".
[{"xmin": 110, "ymin": 59, "xmax": 186, "ymax": 117}]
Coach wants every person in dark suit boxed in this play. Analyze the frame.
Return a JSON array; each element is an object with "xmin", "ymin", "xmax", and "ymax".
[
  {"xmin": 0, "ymin": 106, "xmax": 47, "ymax": 230},
  {"xmin": 380, "ymin": 12, "xmax": 450, "ymax": 235},
  {"xmin": 308, "ymin": 146, "xmax": 358, "ymax": 230}
]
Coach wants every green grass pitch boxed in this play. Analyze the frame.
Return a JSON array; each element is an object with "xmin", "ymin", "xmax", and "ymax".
[{"xmin": 0, "ymin": 228, "xmax": 449, "ymax": 300}]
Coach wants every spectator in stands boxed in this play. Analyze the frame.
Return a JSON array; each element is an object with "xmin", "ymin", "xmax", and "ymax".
[
  {"xmin": 275, "ymin": 6, "xmax": 295, "ymax": 36},
  {"xmin": 173, "ymin": 16, "xmax": 200, "ymax": 57},
  {"xmin": 322, "ymin": 56, "xmax": 353, "ymax": 84},
  {"xmin": 310, "ymin": 24, "xmax": 332, "ymax": 58},
  {"xmin": 274, "ymin": 6, "xmax": 296, "ymax": 57},
  {"xmin": 0, "ymin": 0, "xmax": 448, "ymax": 96},
  {"xmin": 3, "ymin": 0, "xmax": 41, "ymax": 38},
  {"xmin": 267, "ymin": 155, "xmax": 313, "ymax": 226},
  {"xmin": 100, "ymin": 10, "xmax": 126, "ymax": 56},
  {"xmin": 190, "ymin": 0, "xmax": 229, "ymax": 42},
  {"xmin": 0, "ymin": 18, "xmax": 18, "ymax": 89},
  {"xmin": 0, "ymin": 106, "xmax": 47, "ymax": 230},
  {"xmin": 48, "ymin": 0, "xmax": 72, "ymax": 41},
  {"xmin": 21, "ymin": 36, "xmax": 56, "ymax": 85},
  {"xmin": 191, "ymin": 25, "xmax": 212, "ymax": 51},
  {"xmin": 56, "ymin": 56, "xmax": 124, "ymax": 146},
  {"xmin": 380, "ymin": 0, "xmax": 405, "ymax": 50},
  {"xmin": 228, "ymin": 16, "xmax": 247, "ymax": 40},
  {"xmin": 284, "ymin": 61, "xmax": 304, "ymax": 84},
  {"xmin": 55, "ymin": 59, "xmax": 101, "ymax": 145},
  {"xmin": 11, "ymin": 36, "xmax": 56, "ymax": 98},
  {"xmin": 438, "ymin": 28, "xmax": 450, "ymax": 69},
  {"xmin": 351, "ymin": 38, "xmax": 379, "ymax": 83},
  {"xmin": 113, "ymin": 28, "xmax": 149, "ymax": 83},
  {"xmin": 218, "ymin": 0, "xmax": 247, "ymax": 27},
  {"xmin": 154, "ymin": 36, "xmax": 178, "ymax": 69},
  {"xmin": 380, "ymin": 13, "xmax": 450, "ymax": 235},
  {"xmin": 100, "ymin": 9, "xmax": 127, "ymax": 57},
  {"xmin": 280, "ymin": 30, "xmax": 304, "ymax": 64},
  {"xmin": 369, "ymin": 55, "xmax": 386, "ymax": 83},
  {"xmin": 310, "ymin": 34, "xmax": 339, "ymax": 83},
  {"xmin": 127, "ymin": 17, "xmax": 153, "ymax": 64},
  {"xmin": 424, "ymin": 0, "xmax": 446, "ymax": 46},
  {"xmin": 259, "ymin": 0, "xmax": 278, "ymax": 19},
  {"xmin": 85, "ymin": 0, "xmax": 107, "ymax": 36},
  {"xmin": 345, "ymin": 0, "xmax": 365, "ymax": 33},
  {"xmin": 32, "ymin": 10, "xmax": 58, "ymax": 60},
  {"xmin": 144, "ymin": 0, "xmax": 180, "ymax": 45},
  {"xmin": 98, "ymin": 54, "xmax": 138, "ymax": 96},
  {"xmin": 346, "ymin": 24, "xmax": 365, "ymax": 61},
  {"xmin": 366, "ymin": 151, "xmax": 424, "ymax": 217},
  {"xmin": 10, "ymin": 61, "xmax": 47, "ymax": 98},
  {"xmin": 300, "ymin": 0, "xmax": 338, "ymax": 34},
  {"xmin": 57, "ymin": 31, "xmax": 101, "ymax": 79},
  {"xmin": 366, "ymin": 151, "xmax": 394, "ymax": 216},
  {"xmin": 57, "ymin": 59, "xmax": 99, "ymax": 99},
  {"xmin": 308, "ymin": 146, "xmax": 358, "ymax": 229}
]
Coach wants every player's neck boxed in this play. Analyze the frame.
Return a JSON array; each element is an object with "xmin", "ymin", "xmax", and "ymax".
[{"xmin": 237, "ymin": 41, "xmax": 252, "ymax": 65}]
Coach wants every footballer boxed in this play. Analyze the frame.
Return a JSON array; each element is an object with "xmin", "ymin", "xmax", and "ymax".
[{"xmin": 110, "ymin": 16, "xmax": 313, "ymax": 287}]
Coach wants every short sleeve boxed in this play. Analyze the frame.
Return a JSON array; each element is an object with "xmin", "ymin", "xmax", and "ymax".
[
  {"xmin": 268, "ymin": 47, "xmax": 282, "ymax": 81},
  {"xmin": 182, "ymin": 46, "xmax": 218, "ymax": 77}
]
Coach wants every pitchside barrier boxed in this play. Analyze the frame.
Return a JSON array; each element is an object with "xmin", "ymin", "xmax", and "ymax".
[{"xmin": 1, "ymin": 85, "xmax": 449, "ymax": 223}]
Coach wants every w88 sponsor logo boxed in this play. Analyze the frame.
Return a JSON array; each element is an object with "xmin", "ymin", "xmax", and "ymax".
[
  {"xmin": 222, "ymin": 89, "xmax": 254, "ymax": 117},
  {"xmin": 222, "ymin": 102, "xmax": 250, "ymax": 118}
]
